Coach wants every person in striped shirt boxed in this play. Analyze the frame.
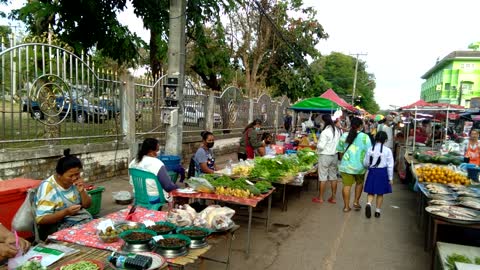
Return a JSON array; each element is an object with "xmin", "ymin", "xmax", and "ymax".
[{"xmin": 35, "ymin": 149, "xmax": 92, "ymax": 240}]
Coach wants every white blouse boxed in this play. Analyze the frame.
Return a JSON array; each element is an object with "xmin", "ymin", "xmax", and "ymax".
[{"xmin": 363, "ymin": 142, "xmax": 394, "ymax": 181}]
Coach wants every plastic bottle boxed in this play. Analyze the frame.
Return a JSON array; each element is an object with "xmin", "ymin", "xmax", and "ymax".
[
  {"xmin": 108, "ymin": 252, "xmax": 152, "ymax": 270},
  {"xmin": 226, "ymin": 159, "xmax": 233, "ymax": 175}
]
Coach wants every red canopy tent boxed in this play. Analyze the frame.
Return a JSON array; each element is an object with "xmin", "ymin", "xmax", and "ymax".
[
  {"xmin": 400, "ymin": 99, "xmax": 464, "ymax": 110},
  {"xmin": 399, "ymin": 99, "xmax": 464, "ymax": 151},
  {"xmin": 320, "ymin": 89, "xmax": 357, "ymax": 112}
]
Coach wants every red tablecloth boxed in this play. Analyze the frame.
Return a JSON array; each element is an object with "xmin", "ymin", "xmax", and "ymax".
[
  {"xmin": 48, "ymin": 206, "xmax": 167, "ymax": 251},
  {"xmin": 170, "ymin": 188, "xmax": 275, "ymax": 207}
]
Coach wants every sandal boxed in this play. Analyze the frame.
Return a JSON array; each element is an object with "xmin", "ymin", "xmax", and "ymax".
[
  {"xmin": 312, "ymin": 197, "xmax": 323, "ymax": 203},
  {"xmin": 353, "ymin": 203, "xmax": 361, "ymax": 210},
  {"xmin": 327, "ymin": 197, "xmax": 336, "ymax": 204},
  {"xmin": 343, "ymin": 207, "xmax": 351, "ymax": 213}
]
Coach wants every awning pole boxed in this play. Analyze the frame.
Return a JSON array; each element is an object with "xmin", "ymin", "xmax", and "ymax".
[
  {"xmin": 432, "ymin": 124, "xmax": 435, "ymax": 151},
  {"xmin": 413, "ymin": 107, "xmax": 417, "ymax": 152},
  {"xmin": 445, "ymin": 107, "xmax": 450, "ymax": 141}
]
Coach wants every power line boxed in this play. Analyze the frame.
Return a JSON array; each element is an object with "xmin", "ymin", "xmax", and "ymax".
[{"xmin": 251, "ymin": 0, "xmax": 313, "ymax": 78}]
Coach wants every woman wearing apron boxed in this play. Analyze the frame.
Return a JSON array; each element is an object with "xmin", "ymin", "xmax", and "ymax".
[{"xmin": 238, "ymin": 119, "xmax": 264, "ymax": 160}]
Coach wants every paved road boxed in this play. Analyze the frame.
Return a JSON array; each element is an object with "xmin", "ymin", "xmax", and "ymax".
[
  {"xmin": 183, "ymin": 179, "xmax": 429, "ymax": 270},
  {"xmin": 95, "ymin": 154, "xmax": 429, "ymax": 269}
]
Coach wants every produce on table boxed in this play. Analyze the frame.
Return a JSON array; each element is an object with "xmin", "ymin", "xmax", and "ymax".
[
  {"xmin": 18, "ymin": 261, "xmax": 46, "ymax": 270},
  {"xmin": 232, "ymin": 165, "xmax": 253, "ymax": 177},
  {"xmin": 476, "ymin": 257, "xmax": 480, "ymax": 265},
  {"xmin": 416, "ymin": 165, "xmax": 470, "ymax": 185},
  {"xmin": 185, "ymin": 177, "xmax": 215, "ymax": 193},
  {"xmin": 215, "ymin": 186, "xmax": 251, "ymax": 198},
  {"xmin": 445, "ymin": 253, "xmax": 473, "ymax": 270},
  {"xmin": 209, "ymin": 176, "xmax": 234, "ymax": 187},
  {"xmin": 60, "ymin": 260, "xmax": 100, "ymax": 270},
  {"xmin": 97, "ymin": 226, "xmax": 119, "ymax": 243},
  {"xmin": 414, "ymin": 150, "xmax": 463, "ymax": 165},
  {"xmin": 254, "ymin": 180, "xmax": 273, "ymax": 193},
  {"xmin": 296, "ymin": 148, "xmax": 318, "ymax": 170}
]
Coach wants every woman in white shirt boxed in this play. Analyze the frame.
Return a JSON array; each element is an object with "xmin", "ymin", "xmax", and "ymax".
[
  {"xmin": 129, "ymin": 138, "xmax": 178, "ymax": 203},
  {"xmin": 312, "ymin": 114, "xmax": 341, "ymax": 204},
  {"xmin": 363, "ymin": 131, "xmax": 394, "ymax": 218}
]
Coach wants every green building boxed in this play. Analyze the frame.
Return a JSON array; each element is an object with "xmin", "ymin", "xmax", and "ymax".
[{"xmin": 420, "ymin": 51, "xmax": 480, "ymax": 108}]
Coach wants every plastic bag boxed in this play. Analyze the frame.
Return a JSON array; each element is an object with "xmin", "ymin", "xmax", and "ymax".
[
  {"xmin": 12, "ymin": 188, "xmax": 36, "ymax": 232},
  {"xmin": 185, "ymin": 177, "xmax": 215, "ymax": 193},
  {"xmin": 166, "ymin": 208, "xmax": 194, "ymax": 227},
  {"xmin": 112, "ymin": 191, "xmax": 132, "ymax": 200},
  {"xmin": 194, "ymin": 206, "xmax": 235, "ymax": 230}
]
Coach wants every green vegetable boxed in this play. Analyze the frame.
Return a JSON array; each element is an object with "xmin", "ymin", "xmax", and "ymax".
[
  {"xmin": 475, "ymin": 257, "xmax": 480, "ymax": 265},
  {"xmin": 445, "ymin": 253, "xmax": 472, "ymax": 270},
  {"xmin": 209, "ymin": 176, "xmax": 233, "ymax": 187},
  {"xmin": 19, "ymin": 261, "xmax": 46, "ymax": 270},
  {"xmin": 60, "ymin": 261, "xmax": 100, "ymax": 270},
  {"xmin": 255, "ymin": 180, "xmax": 273, "ymax": 192}
]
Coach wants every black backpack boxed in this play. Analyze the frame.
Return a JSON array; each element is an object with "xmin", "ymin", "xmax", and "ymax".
[{"xmin": 187, "ymin": 156, "xmax": 196, "ymax": 179}]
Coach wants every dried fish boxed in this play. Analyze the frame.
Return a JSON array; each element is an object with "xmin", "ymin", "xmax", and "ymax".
[{"xmin": 429, "ymin": 200, "xmax": 457, "ymax": 206}]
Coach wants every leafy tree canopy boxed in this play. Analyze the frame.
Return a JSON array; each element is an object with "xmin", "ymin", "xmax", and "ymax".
[{"xmin": 10, "ymin": 0, "xmax": 145, "ymax": 65}]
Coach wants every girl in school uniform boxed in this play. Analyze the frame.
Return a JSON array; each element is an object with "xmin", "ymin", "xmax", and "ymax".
[{"xmin": 363, "ymin": 131, "xmax": 394, "ymax": 218}]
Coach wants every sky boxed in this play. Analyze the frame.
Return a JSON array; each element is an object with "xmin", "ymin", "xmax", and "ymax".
[
  {"xmin": 3, "ymin": 0, "xmax": 480, "ymax": 109},
  {"xmin": 302, "ymin": 0, "xmax": 480, "ymax": 109}
]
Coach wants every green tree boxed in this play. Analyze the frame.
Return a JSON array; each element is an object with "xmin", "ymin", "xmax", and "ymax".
[
  {"xmin": 228, "ymin": 0, "xmax": 327, "ymax": 98},
  {"xmin": 11, "ymin": 0, "xmax": 144, "ymax": 65},
  {"xmin": 311, "ymin": 52, "xmax": 379, "ymax": 113}
]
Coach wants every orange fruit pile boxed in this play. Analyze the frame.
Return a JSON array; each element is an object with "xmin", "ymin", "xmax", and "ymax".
[{"xmin": 416, "ymin": 165, "xmax": 470, "ymax": 185}]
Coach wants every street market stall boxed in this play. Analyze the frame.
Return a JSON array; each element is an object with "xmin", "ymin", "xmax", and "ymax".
[
  {"xmin": 7, "ymin": 206, "xmax": 239, "ymax": 270},
  {"xmin": 398, "ymin": 100, "xmax": 465, "ymax": 186}
]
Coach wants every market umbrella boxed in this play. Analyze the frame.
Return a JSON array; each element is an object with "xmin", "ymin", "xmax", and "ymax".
[
  {"xmin": 290, "ymin": 97, "xmax": 341, "ymax": 112},
  {"xmin": 374, "ymin": 114, "xmax": 384, "ymax": 121}
]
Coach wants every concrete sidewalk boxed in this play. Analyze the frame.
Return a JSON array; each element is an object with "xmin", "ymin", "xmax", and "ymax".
[{"xmin": 93, "ymin": 174, "xmax": 428, "ymax": 270}]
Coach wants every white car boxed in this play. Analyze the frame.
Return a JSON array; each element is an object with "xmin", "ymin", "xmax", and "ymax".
[{"xmin": 162, "ymin": 105, "xmax": 222, "ymax": 127}]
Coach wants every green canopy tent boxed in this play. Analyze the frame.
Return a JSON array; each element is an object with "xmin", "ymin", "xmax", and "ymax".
[
  {"xmin": 290, "ymin": 97, "xmax": 341, "ymax": 112},
  {"xmin": 289, "ymin": 97, "xmax": 341, "ymax": 132}
]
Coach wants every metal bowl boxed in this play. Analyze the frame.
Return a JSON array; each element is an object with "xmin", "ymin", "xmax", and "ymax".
[
  {"xmin": 119, "ymin": 229, "xmax": 157, "ymax": 245},
  {"xmin": 146, "ymin": 221, "xmax": 176, "ymax": 235},
  {"xmin": 114, "ymin": 221, "xmax": 146, "ymax": 233},
  {"xmin": 154, "ymin": 234, "xmax": 191, "ymax": 250},
  {"xmin": 176, "ymin": 226, "xmax": 211, "ymax": 240}
]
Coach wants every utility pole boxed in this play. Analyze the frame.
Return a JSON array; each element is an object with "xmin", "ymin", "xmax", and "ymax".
[
  {"xmin": 165, "ymin": 0, "xmax": 186, "ymax": 156},
  {"xmin": 350, "ymin": 53, "xmax": 367, "ymax": 105}
]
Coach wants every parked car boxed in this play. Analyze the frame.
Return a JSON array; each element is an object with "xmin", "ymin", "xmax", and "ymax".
[
  {"xmin": 161, "ymin": 105, "xmax": 222, "ymax": 127},
  {"xmin": 22, "ymin": 96, "xmax": 108, "ymax": 123},
  {"xmin": 21, "ymin": 98, "xmax": 44, "ymax": 120}
]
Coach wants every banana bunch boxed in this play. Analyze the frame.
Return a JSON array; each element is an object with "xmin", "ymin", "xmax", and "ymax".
[
  {"xmin": 232, "ymin": 165, "xmax": 252, "ymax": 177},
  {"xmin": 215, "ymin": 186, "xmax": 252, "ymax": 198}
]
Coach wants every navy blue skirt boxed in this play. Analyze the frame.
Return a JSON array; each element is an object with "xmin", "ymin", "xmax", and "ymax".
[{"xmin": 364, "ymin": 167, "xmax": 392, "ymax": 195}]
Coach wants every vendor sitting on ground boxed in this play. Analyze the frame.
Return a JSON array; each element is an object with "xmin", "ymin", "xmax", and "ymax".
[
  {"xmin": 193, "ymin": 131, "xmax": 218, "ymax": 174},
  {"xmin": 257, "ymin": 133, "xmax": 276, "ymax": 156},
  {"xmin": 35, "ymin": 149, "xmax": 93, "ymax": 240},
  {"xmin": 0, "ymin": 223, "xmax": 30, "ymax": 261},
  {"xmin": 129, "ymin": 138, "xmax": 178, "ymax": 203}
]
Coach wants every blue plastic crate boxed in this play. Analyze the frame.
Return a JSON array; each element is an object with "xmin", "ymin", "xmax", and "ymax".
[
  {"xmin": 158, "ymin": 155, "xmax": 181, "ymax": 170},
  {"xmin": 285, "ymin": 150, "xmax": 297, "ymax": 155}
]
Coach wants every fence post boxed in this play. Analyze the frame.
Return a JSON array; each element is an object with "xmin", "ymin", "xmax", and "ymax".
[
  {"xmin": 249, "ymin": 98, "xmax": 254, "ymax": 123},
  {"xmin": 205, "ymin": 89, "xmax": 214, "ymax": 131},
  {"xmin": 120, "ymin": 72, "xmax": 136, "ymax": 161}
]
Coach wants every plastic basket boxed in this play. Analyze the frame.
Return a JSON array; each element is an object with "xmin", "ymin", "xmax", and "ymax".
[
  {"xmin": 285, "ymin": 150, "xmax": 297, "ymax": 155},
  {"xmin": 158, "ymin": 155, "xmax": 181, "ymax": 170},
  {"xmin": 86, "ymin": 186, "xmax": 105, "ymax": 216},
  {"xmin": 467, "ymin": 167, "xmax": 480, "ymax": 182},
  {"xmin": 168, "ymin": 171, "xmax": 179, "ymax": 184}
]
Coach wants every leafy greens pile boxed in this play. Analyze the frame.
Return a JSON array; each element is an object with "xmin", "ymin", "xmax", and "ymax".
[{"xmin": 249, "ymin": 148, "xmax": 317, "ymax": 182}]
